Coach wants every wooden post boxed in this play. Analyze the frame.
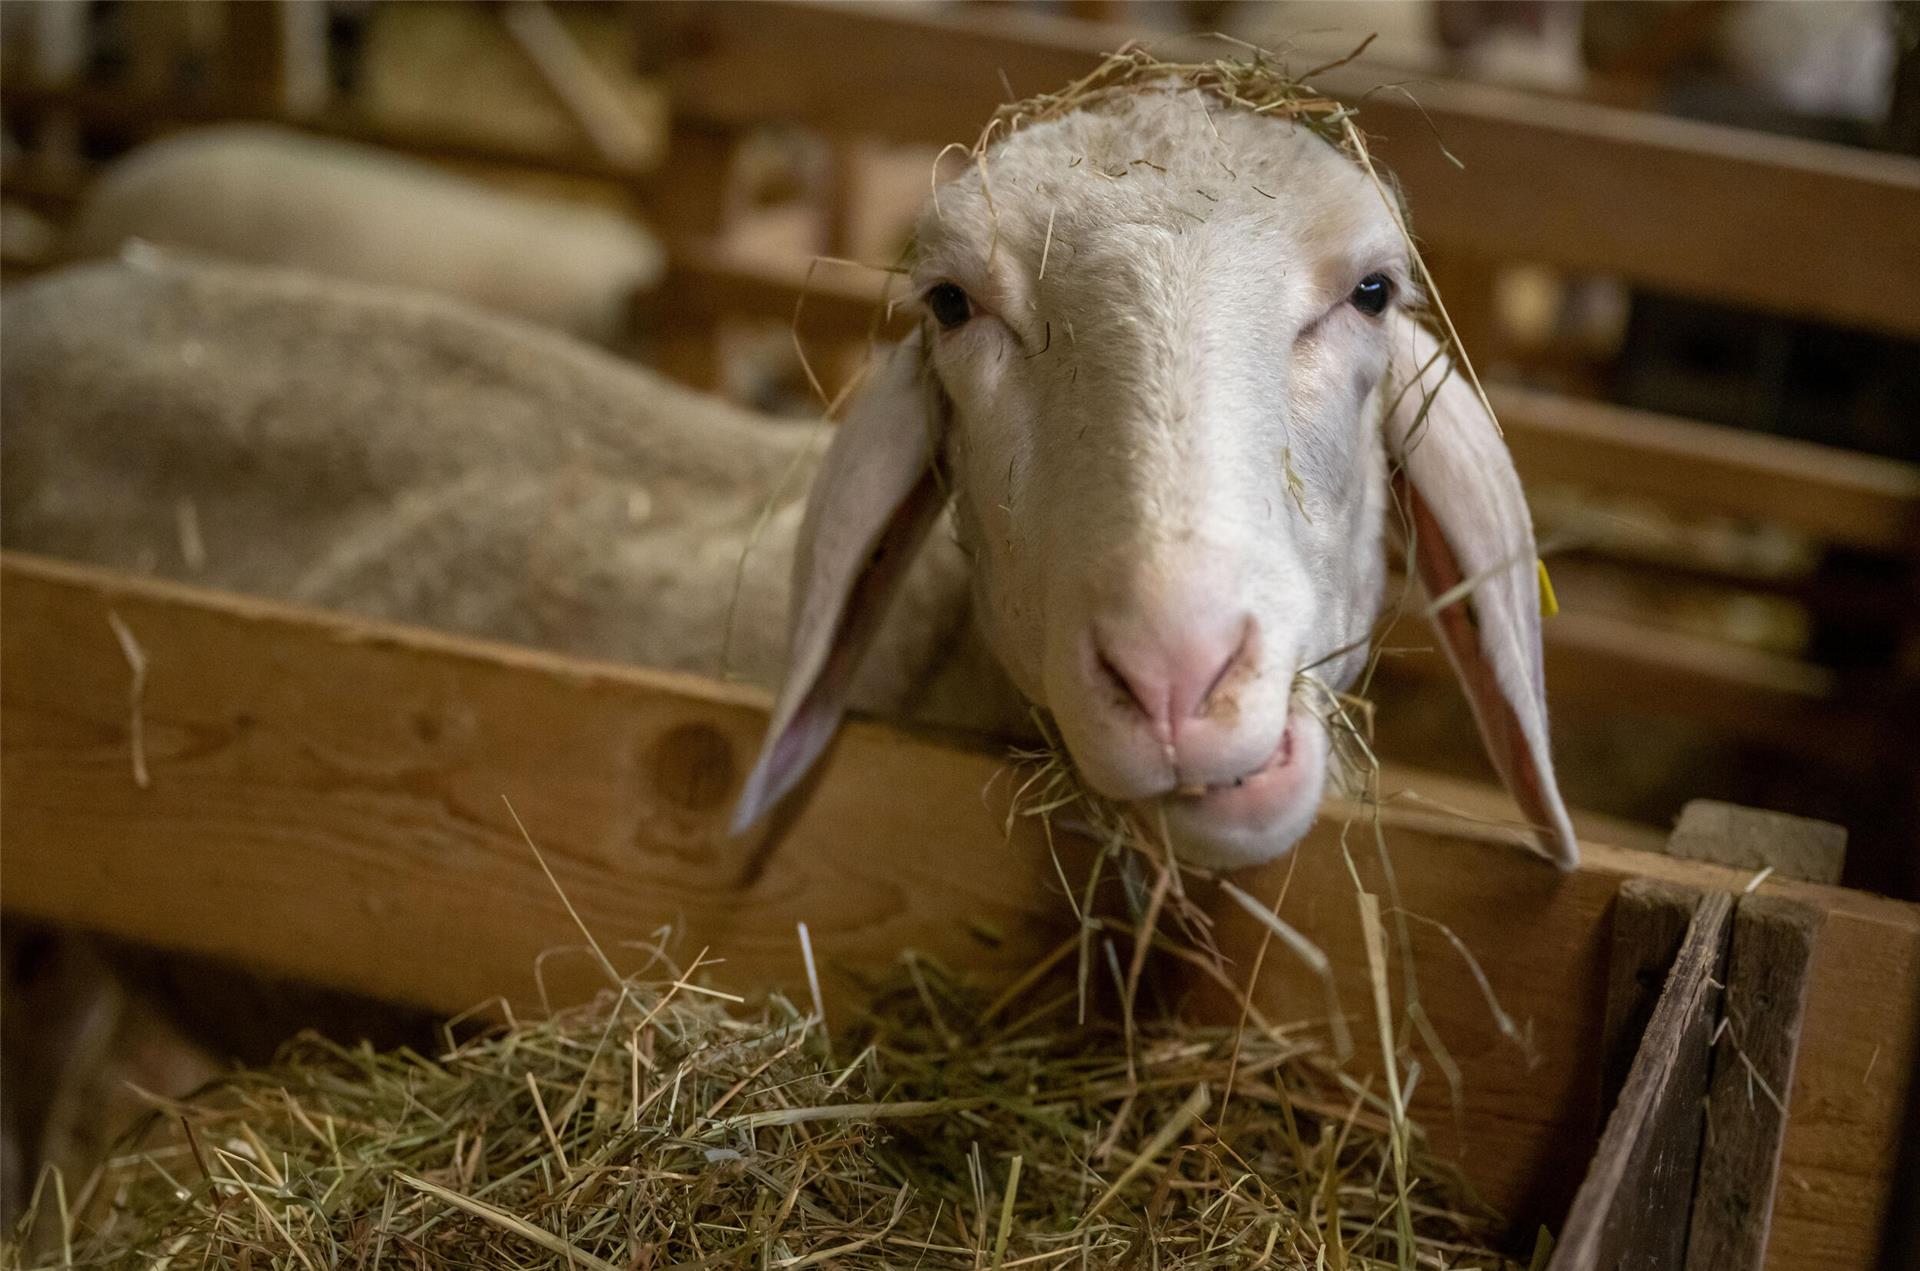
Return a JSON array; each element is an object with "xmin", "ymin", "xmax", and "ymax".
[
  {"xmin": 1600, "ymin": 878, "xmax": 1706, "ymax": 1114},
  {"xmin": 1685, "ymin": 895, "xmax": 1821, "ymax": 1271},
  {"xmin": 1553, "ymin": 883, "xmax": 1733, "ymax": 1271},
  {"xmin": 221, "ymin": 0, "xmax": 330, "ymax": 119},
  {"xmin": 1666, "ymin": 801, "xmax": 1846, "ymax": 885},
  {"xmin": 641, "ymin": 124, "xmax": 736, "ymax": 390},
  {"xmin": 1571, "ymin": 817, "xmax": 1830, "ymax": 1270}
]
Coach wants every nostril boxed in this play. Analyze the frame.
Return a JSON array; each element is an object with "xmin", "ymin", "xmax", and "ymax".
[
  {"xmin": 1088, "ymin": 612, "xmax": 1258, "ymax": 736},
  {"xmin": 1096, "ymin": 645, "xmax": 1153, "ymax": 720},
  {"xmin": 1194, "ymin": 616, "xmax": 1258, "ymax": 718}
]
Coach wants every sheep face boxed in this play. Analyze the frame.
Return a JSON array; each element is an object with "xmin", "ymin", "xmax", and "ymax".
[
  {"xmin": 738, "ymin": 90, "xmax": 1578, "ymax": 873},
  {"xmin": 911, "ymin": 98, "xmax": 1406, "ymax": 866}
]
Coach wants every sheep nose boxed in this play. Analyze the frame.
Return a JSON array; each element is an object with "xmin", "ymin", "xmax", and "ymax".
[{"xmin": 1092, "ymin": 613, "xmax": 1258, "ymax": 742}]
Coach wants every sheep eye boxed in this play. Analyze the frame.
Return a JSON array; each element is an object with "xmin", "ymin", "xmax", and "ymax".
[
  {"xmin": 1350, "ymin": 273, "xmax": 1392, "ymax": 317},
  {"xmin": 926, "ymin": 282, "xmax": 973, "ymax": 330}
]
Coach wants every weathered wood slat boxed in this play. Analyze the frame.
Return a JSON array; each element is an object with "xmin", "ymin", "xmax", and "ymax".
[
  {"xmin": 1687, "ymin": 895, "xmax": 1823, "ymax": 1271},
  {"xmin": 1205, "ymin": 822, "xmax": 1916, "ymax": 1271},
  {"xmin": 1489, "ymin": 386, "xmax": 1920, "ymax": 556},
  {"xmin": 4, "ymin": 552, "xmax": 1916, "ymax": 1271},
  {"xmin": 1552, "ymin": 883, "xmax": 1734, "ymax": 1271},
  {"xmin": 1600, "ymin": 879, "xmax": 1705, "ymax": 1117},
  {"xmin": 656, "ymin": 243, "xmax": 1920, "ymax": 556},
  {"xmin": 658, "ymin": 1, "xmax": 1920, "ymax": 338},
  {"xmin": 0, "ymin": 80, "xmax": 659, "ymax": 184},
  {"xmin": 1667, "ymin": 800, "xmax": 1848, "ymax": 886}
]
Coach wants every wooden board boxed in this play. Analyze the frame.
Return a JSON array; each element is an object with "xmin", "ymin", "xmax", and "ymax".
[
  {"xmin": 4, "ymin": 551, "xmax": 1916, "ymax": 1270},
  {"xmin": 0, "ymin": 552, "xmax": 1080, "ymax": 1015},
  {"xmin": 1686, "ymin": 894, "xmax": 1822, "ymax": 1271},
  {"xmin": 1488, "ymin": 385, "xmax": 1920, "ymax": 556},
  {"xmin": 1599, "ymin": 878, "xmax": 1705, "ymax": 1117},
  {"xmin": 656, "ymin": 1, "xmax": 1920, "ymax": 339},
  {"xmin": 0, "ymin": 80, "xmax": 662, "ymax": 185},
  {"xmin": 654, "ymin": 242, "xmax": 1920, "ymax": 556},
  {"xmin": 1551, "ymin": 883, "xmax": 1732, "ymax": 1271},
  {"xmin": 1200, "ymin": 821, "xmax": 1917, "ymax": 1271},
  {"xmin": 1667, "ymin": 800, "xmax": 1847, "ymax": 886}
]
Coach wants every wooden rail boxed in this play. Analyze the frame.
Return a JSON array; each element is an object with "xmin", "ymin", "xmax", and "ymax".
[
  {"xmin": 661, "ymin": 243, "xmax": 1920, "ymax": 556},
  {"xmin": 0, "ymin": 80, "xmax": 662, "ymax": 184},
  {"xmin": 4, "ymin": 550, "xmax": 1915, "ymax": 1269},
  {"xmin": 655, "ymin": 1, "xmax": 1920, "ymax": 339}
]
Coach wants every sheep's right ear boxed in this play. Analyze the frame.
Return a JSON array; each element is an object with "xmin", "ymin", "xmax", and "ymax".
[
  {"xmin": 731, "ymin": 332, "xmax": 947, "ymax": 832},
  {"xmin": 1383, "ymin": 313, "xmax": 1579, "ymax": 869}
]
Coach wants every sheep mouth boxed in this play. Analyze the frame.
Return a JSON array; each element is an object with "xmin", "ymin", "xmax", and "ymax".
[{"xmin": 1169, "ymin": 717, "xmax": 1298, "ymax": 802}]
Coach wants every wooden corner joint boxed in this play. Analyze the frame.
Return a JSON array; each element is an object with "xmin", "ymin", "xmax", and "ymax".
[{"xmin": 1553, "ymin": 874, "xmax": 1821, "ymax": 1271}]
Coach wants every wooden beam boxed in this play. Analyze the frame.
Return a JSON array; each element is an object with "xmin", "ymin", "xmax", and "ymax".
[
  {"xmin": 649, "ymin": 238, "xmax": 910, "ymax": 346},
  {"xmin": 1491, "ymin": 385, "xmax": 1920, "ymax": 555},
  {"xmin": 659, "ymin": 1, "xmax": 1920, "ymax": 338},
  {"xmin": 1372, "ymin": 596, "xmax": 1861, "ymax": 753},
  {"xmin": 653, "ymin": 244, "xmax": 1920, "ymax": 556},
  {"xmin": 4, "ymin": 552, "xmax": 1915, "ymax": 1269},
  {"xmin": 0, "ymin": 81, "xmax": 663, "ymax": 185},
  {"xmin": 1552, "ymin": 883, "xmax": 1733, "ymax": 1271},
  {"xmin": 1666, "ymin": 800, "xmax": 1847, "ymax": 886},
  {"xmin": 0, "ymin": 552, "xmax": 1079, "ymax": 1016},
  {"xmin": 499, "ymin": 0, "xmax": 652, "ymax": 173}
]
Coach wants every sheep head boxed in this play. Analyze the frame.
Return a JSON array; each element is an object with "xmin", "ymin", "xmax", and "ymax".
[{"xmin": 736, "ymin": 86, "xmax": 1578, "ymax": 871}]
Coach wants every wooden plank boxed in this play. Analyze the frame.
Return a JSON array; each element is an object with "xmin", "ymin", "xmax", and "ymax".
[
  {"xmin": 660, "ymin": 1, "xmax": 1920, "ymax": 338},
  {"xmin": 1687, "ymin": 894, "xmax": 1822, "ymax": 1271},
  {"xmin": 1372, "ymin": 601, "xmax": 1861, "ymax": 753},
  {"xmin": 1200, "ymin": 818, "xmax": 1917, "ymax": 1270},
  {"xmin": 1491, "ymin": 386, "xmax": 1920, "ymax": 555},
  {"xmin": 0, "ymin": 81, "xmax": 663, "ymax": 185},
  {"xmin": 652, "ymin": 245, "xmax": 1920, "ymax": 555},
  {"xmin": 1551, "ymin": 886, "xmax": 1733, "ymax": 1271},
  {"xmin": 653, "ymin": 239, "xmax": 907, "ymax": 336},
  {"xmin": 1667, "ymin": 800, "xmax": 1847, "ymax": 886},
  {"xmin": 499, "ymin": 0, "xmax": 652, "ymax": 172},
  {"xmin": 0, "ymin": 552, "xmax": 1080, "ymax": 1016},
  {"xmin": 4, "ymin": 551, "xmax": 1916, "ymax": 1270},
  {"xmin": 1600, "ymin": 878, "xmax": 1705, "ymax": 1116}
]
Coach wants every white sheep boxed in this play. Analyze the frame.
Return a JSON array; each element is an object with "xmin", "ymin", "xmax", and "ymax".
[
  {"xmin": 7, "ymin": 81, "xmax": 1575, "ymax": 872},
  {"xmin": 1, "ymin": 252, "xmax": 1015, "ymax": 742},
  {"xmin": 734, "ymin": 84, "xmax": 1577, "ymax": 869},
  {"xmin": 65, "ymin": 124, "xmax": 664, "ymax": 343}
]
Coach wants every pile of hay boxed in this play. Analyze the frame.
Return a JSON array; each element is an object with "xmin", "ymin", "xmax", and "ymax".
[{"xmin": 8, "ymin": 945, "xmax": 1532, "ymax": 1270}]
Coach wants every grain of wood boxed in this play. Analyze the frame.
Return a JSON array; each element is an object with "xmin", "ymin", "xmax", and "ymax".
[
  {"xmin": 4, "ymin": 552, "xmax": 1916, "ymax": 1271},
  {"xmin": 1686, "ymin": 895, "xmax": 1822, "ymax": 1271},
  {"xmin": 660, "ymin": 1, "xmax": 1920, "ymax": 338},
  {"xmin": 1550, "ymin": 889, "xmax": 1732, "ymax": 1271},
  {"xmin": 1667, "ymin": 801, "xmax": 1847, "ymax": 886},
  {"xmin": 1201, "ymin": 808, "xmax": 1918, "ymax": 1271},
  {"xmin": 0, "ymin": 552, "xmax": 1081, "ymax": 1016},
  {"xmin": 1600, "ymin": 879, "xmax": 1705, "ymax": 1117}
]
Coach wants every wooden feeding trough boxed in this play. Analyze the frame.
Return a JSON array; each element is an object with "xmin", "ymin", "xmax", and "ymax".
[{"xmin": 3, "ymin": 550, "xmax": 1915, "ymax": 1268}]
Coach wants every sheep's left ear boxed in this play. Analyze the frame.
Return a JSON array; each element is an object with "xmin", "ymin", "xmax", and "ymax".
[
  {"xmin": 732, "ymin": 332, "xmax": 948, "ymax": 833},
  {"xmin": 1382, "ymin": 313, "xmax": 1579, "ymax": 868}
]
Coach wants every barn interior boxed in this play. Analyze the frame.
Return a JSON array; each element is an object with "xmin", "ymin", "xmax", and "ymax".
[{"xmin": 2, "ymin": 3, "xmax": 1917, "ymax": 1269}]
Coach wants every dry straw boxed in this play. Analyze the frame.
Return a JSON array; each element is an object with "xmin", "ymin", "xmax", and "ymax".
[{"xmin": 6, "ymin": 949, "xmax": 1528, "ymax": 1270}]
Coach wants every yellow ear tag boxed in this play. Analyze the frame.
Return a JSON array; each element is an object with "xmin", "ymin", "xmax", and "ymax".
[{"xmin": 1537, "ymin": 559, "xmax": 1559, "ymax": 619}]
